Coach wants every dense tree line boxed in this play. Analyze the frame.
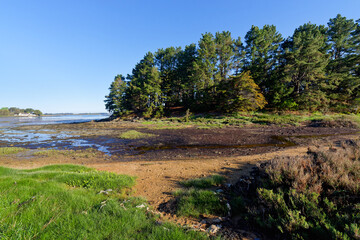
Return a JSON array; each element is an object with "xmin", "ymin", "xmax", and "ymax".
[
  {"xmin": 105, "ymin": 14, "xmax": 360, "ymax": 117},
  {"xmin": 0, "ymin": 107, "xmax": 43, "ymax": 116}
]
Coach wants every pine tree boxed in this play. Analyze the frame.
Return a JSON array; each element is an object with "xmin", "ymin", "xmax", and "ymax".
[
  {"xmin": 281, "ymin": 23, "xmax": 330, "ymax": 111},
  {"xmin": 155, "ymin": 47, "xmax": 182, "ymax": 108},
  {"xmin": 243, "ymin": 25, "xmax": 283, "ymax": 98},
  {"xmin": 327, "ymin": 14, "xmax": 360, "ymax": 110},
  {"xmin": 193, "ymin": 32, "xmax": 217, "ymax": 90},
  {"xmin": 176, "ymin": 44, "xmax": 198, "ymax": 107},
  {"xmin": 104, "ymin": 74, "xmax": 128, "ymax": 116},
  {"xmin": 127, "ymin": 52, "xmax": 163, "ymax": 118},
  {"xmin": 215, "ymin": 31, "xmax": 235, "ymax": 81}
]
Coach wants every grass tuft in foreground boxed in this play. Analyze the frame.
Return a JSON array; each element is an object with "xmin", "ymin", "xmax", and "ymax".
[
  {"xmin": 180, "ymin": 175, "xmax": 226, "ymax": 189},
  {"xmin": 119, "ymin": 130, "xmax": 155, "ymax": 139},
  {"xmin": 173, "ymin": 188, "xmax": 227, "ymax": 218},
  {"xmin": 0, "ymin": 147, "xmax": 26, "ymax": 155},
  {"xmin": 174, "ymin": 175, "xmax": 227, "ymax": 218},
  {"xmin": 0, "ymin": 165, "xmax": 208, "ymax": 239},
  {"xmin": 231, "ymin": 139, "xmax": 360, "ymax": 240}
]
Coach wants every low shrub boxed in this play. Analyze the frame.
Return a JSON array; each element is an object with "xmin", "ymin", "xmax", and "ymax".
[{"xmin": 231, "ymin": 139, "xmax": 360, "ymax": 239}]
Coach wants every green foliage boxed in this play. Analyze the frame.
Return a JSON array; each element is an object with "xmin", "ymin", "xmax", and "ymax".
[
  {"xmin": 104, "ymin": 74, "xmax": 128, "ymax": 116},
  {"xmin": 127, "ymin": 52, "xmax": 163, "ymax": 118},
  {"xmin": 180, "ymin": 175, "xmax": 226, "ymax": 189},
  {"xmin": 243, "ymin": 24, "xmax": 283, "ymax": 102},
  {"xmin": 326, "ymin": 14, "xmax": 360, "ymax": 110},
  {"xmin": 118, "ymin": 130, "xmax": 155, "ymax": 139},
  {"xmin": 216, "ymin": 71, "xmax": 267, "ymax": 112},
  {"xmin": 0, "ymin": 147, "xmax": 26, "ymax": 155},
  {"xmin": 105, "ymin": 14, "xmax": 360, "ymax": 116},
  {"xmin": 0, "ymin": 107, "xmax": 43, "ymax": 116},
  {"xmin": 173, "ymin": 189, "xmax": 227, "ymax": 218},
  {"xmin": 32, "ymin": 148, "xmax": 101, "ymax": 158},
  {"xmin": 281, "ymin": 23, "xmax": 330, "ymax": 111},
  {"xmin": 231, "ymin": 140, "xmax": 360, "ymax": 239},
  {"xmin": 0, "ymin": 165, "xmax": 208, "ymax": 239}
]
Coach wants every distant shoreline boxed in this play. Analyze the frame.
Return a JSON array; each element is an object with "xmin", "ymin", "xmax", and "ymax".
[{"xmin": 0, "ymin": 113, "xmax": 109, "ymax": 118}]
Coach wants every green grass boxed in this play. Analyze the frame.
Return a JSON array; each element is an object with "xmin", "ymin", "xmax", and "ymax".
[
  {"xmin": 180, "ymin": 175, "xmax": 226, "ymax": 189},
  {"xmin": 32, "ymin": 148, "xmax": 102, "ymax": 158},
  {"xmin": 173, "ymin": 188, "xmax": 227, "ymax": 218},
  {"xmin": 118, "ymin": 130, "xmax": 155, "ymax": 139},
  {"xmin": 0, "ymin": 165, "xmax": 208, "ymax": 239},
  {"xmin": 174, "ymin": 175, "xmax": 227, "ymax": 218},
  {"xmin": 138, "ymin": 112, "xmax": 360, "ymax": 128},
  {"xmin": 0, "ymin": 147, "xmax": 26, "ymax": 155}
]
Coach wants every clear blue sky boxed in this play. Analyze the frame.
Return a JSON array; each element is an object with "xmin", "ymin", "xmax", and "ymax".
[{"xmin": 0, "ymin": 0, "xmax": 359, "ymax": 113}]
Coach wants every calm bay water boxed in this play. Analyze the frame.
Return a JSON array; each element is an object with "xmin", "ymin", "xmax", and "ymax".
[
  {"xmin": 0, "ymin": 114, "xmax": 109, "ymax": 128},
  {"xmin": 0, "ymin": 114, "xmax": 111, "ymax": 154}
]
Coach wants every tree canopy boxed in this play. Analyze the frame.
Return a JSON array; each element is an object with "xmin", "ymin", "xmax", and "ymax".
[{"xmin": 105, "ymin": 14, "xmax": 360, "ymax": 117}]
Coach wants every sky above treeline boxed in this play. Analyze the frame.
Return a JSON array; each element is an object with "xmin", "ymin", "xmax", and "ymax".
[{"xmin": 0, "ymin": 0, "xmax": 359, "ymax": 113}]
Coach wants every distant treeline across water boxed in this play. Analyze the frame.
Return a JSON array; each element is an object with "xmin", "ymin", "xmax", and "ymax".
[{"xmin": 0, "ymin": 107, "xmax": 42, "ymax": 116}]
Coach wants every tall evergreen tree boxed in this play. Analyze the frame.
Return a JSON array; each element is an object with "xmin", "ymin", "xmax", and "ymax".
[
  {"xmin": 281, "ymin": 23, "xmax": 330, "ymax": 110},
  {"xmin": 243, "ymin": 25, "xmax": 283, "ymax": 99},
  {"xmin": 176, "ymin": 44, "xmax": 198, "ymax": 107},
  {"xmin": 215, "ymin": 31, "xmax": 235, "ymax": 81},
  {"xmin": 104, "ymin": 74, "xmax": 128, "ymax": 116},
  {"xmin": 193, "ymin": 32, "xmax": 217, "ymax": 90},
  {"xmin": 233, "ymin": 37, "xmax": 245, "ymax": 76},
  {"xmin": 327, "ymin": 14, "xmax": 360, "ymax": 110},
  {"xmin": 127, "ymin": 52, "xmax": 163, "ymax": 118},
  {"xmin": 155, "ymin": 47, "xmax": 182, "ymax": 108}
]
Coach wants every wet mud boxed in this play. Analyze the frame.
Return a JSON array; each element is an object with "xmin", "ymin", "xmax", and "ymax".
[{"xmin": 1, "ymin": 120, "xmax": 359, "ymax": 161}]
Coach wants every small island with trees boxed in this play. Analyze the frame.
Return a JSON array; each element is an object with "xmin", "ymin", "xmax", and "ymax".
[{"xmin": 0, "ymin": 107, "xmax": 43, "ymax": 117}]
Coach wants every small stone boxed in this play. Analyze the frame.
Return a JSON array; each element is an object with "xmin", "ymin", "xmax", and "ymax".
[
  {"xmin": 211, "ymin": 218, "xmax": 222, "ymax": 223},
  {"xmin": 207, "ymin": 224, "xmax": 221, "ymax": 234}
]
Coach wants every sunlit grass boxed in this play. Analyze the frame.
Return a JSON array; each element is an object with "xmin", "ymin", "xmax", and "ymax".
[
  {"xmin": 0, "ymin": 147, "xmax": 26, "ymax": 155},
  {"xmin": 118, "ymin": 130, "xmax": 156, "ymax": 139},
  {"xmin": 138, "ymin": 112, "xmax": 360, "ymax": 128},
  {"xmin": 0, "ymin": 165, "xmax": 208, "ymax": 239},
  {"xmin": 32, "ymin": 148, "xmax": 102, "ymax": 158},
  {"xmin": 180, "ymin": 175, "xmax": 226, "ymax": 189},
  {"xmin": 173, "ymin": 188, "xmax": 227, "ymax": 218}
]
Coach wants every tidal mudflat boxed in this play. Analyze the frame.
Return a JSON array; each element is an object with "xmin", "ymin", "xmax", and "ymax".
[{"xmin": 1, "ymin": 117, "xmax": 358, "ymax": 205}]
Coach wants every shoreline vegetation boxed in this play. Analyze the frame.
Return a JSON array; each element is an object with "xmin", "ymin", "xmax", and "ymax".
[
  {"xmin": 105, "ymin": 14, "xmax": 360, "ymax": 119},
  {"xmin": 0, "ymin": 107, "xmax": 43, "ymax": 117},
  {"xmin": 114, "ymin": 111, "xmax": 360, "ymax": 130}
]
